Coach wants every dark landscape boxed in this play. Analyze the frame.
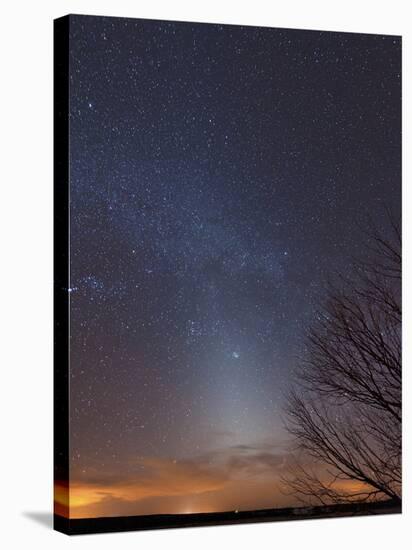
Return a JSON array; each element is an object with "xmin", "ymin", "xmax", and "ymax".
[{"xmin": 55, "ymin": 500, "xmax": 401, "ymax": 535}]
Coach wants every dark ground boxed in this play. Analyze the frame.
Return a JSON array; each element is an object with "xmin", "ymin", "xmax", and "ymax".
[{"xmin": 54, "ymin": 499, "xmax": 401, "ymax": 535}]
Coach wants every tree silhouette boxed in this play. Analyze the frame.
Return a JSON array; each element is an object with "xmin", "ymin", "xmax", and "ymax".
[{"xmin": 283, "ymin": 219, "xmax": 401, "ymax": 505}]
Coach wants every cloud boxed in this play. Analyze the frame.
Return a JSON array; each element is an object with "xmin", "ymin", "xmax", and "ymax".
[{"xmin": 57, "ymin": 442, "xmax": 297, "ymax": 518}]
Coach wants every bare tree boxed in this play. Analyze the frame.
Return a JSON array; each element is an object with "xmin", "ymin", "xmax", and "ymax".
[{"xmin": 283, "ymin": 220, "xmax": 401, "ymax": 506}]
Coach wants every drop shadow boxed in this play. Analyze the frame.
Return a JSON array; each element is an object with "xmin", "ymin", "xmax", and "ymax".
[{"xmin": 23, "ymin": 511, "xmax": 53, "ymax": 529}]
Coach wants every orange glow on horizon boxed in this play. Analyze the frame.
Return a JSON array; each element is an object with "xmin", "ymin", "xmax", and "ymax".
[{"xmin": 54, "ymin": 455, "xmax": 379, "ymax": 519}]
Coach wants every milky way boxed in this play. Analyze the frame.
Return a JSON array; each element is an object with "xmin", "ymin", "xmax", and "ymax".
[{"xmin": 65, "ymin": 15, "xmax": 401, "ymax": 517}]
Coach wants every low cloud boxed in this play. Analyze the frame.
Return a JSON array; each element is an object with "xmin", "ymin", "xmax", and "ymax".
[{"xmin": 57, "ymin": 442, "xmax": 297, "ymax": 518}]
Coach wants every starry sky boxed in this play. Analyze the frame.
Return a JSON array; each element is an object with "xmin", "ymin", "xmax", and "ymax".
[{"xmin": 59, "ymin": 15, "xmax": 401, "ymax": 518}]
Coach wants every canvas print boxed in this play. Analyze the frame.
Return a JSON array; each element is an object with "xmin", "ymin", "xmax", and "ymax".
[{"xmin": 54, "ymin": 14, "xmax": 401, "ymax": 535}]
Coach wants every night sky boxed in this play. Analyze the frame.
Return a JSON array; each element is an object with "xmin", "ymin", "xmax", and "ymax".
[{"xmin": 61, "ymin": 15, "xmax": 401, "ymax": 518}]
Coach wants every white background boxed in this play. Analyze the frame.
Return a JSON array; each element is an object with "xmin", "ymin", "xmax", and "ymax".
[{"xmin": 0, "ymin": 0, "xmax": 410, "ymax": 548}]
